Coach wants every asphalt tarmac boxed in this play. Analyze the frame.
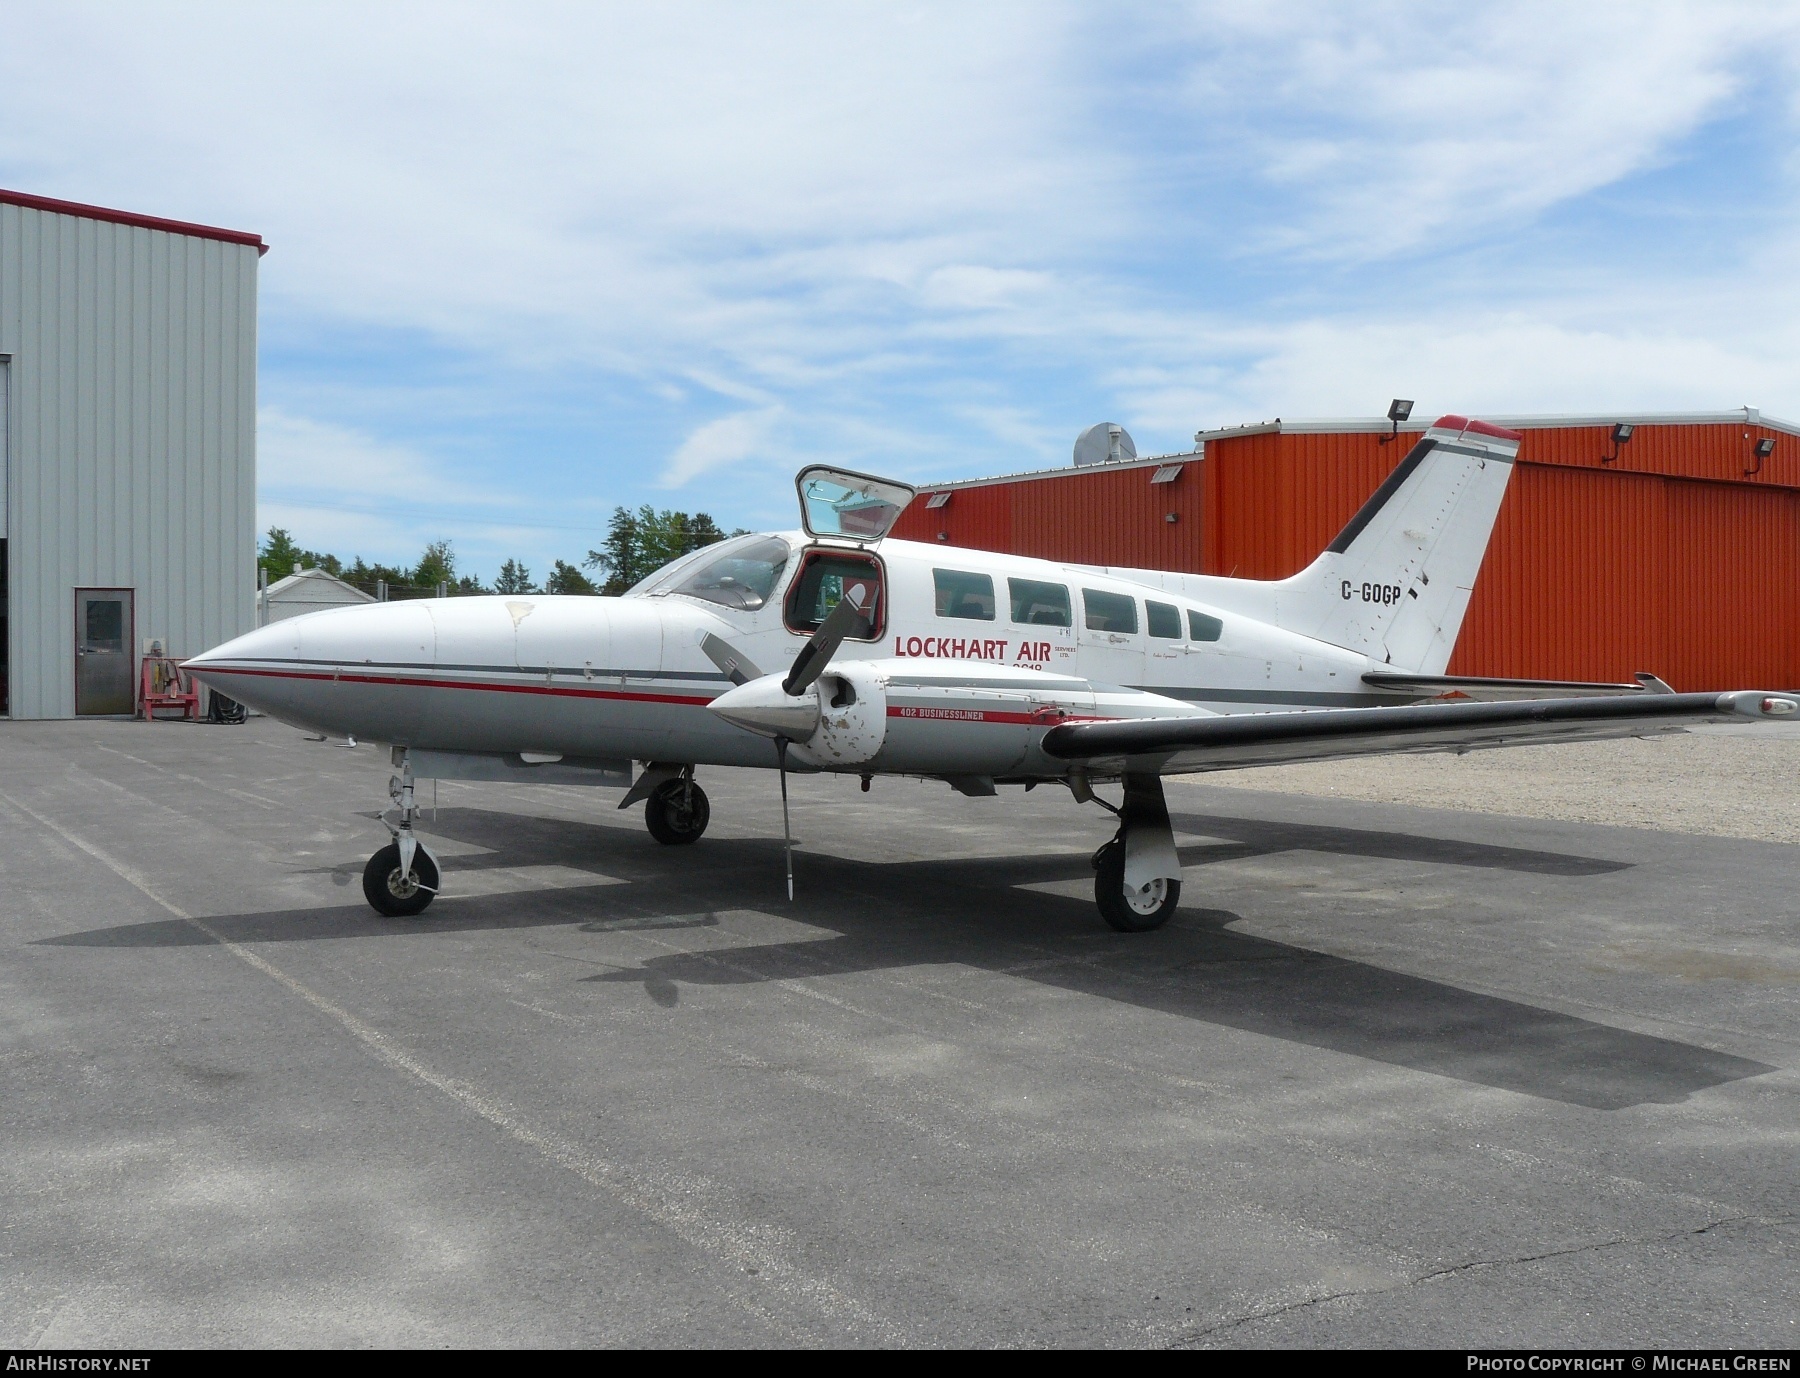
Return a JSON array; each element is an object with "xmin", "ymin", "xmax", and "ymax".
[{"xmin": 1, "ymin": 717, "xmax": 1794, "ymax": 1348}]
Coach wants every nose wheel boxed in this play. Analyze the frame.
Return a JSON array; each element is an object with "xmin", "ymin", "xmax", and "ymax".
[
  {"xmin": 363, "ymin": 841, "xmax": 440, "ymax": 917},
  {"xmin": 645, "ymin": 777, "xmax": 710, "ymax": 845},
  {"xmin": 362, "ymin": 755, "xmax": 440, "ymax": 917}
]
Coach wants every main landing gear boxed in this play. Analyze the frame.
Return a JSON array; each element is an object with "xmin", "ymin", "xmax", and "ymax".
[
  {"xmin": 1078, "ymin": 772, "xmax": 1182, "ymax": 932},
  {"xmin": 645, "ymin": 773, "xmax": 710, "ymax": 845},
  {"xmin": 362, "ymin": 756, "xmax": 439, "ymax": 917},
  {"xmin": 619, "ymin": 763, "xmax": 711, "ymax": 845}
]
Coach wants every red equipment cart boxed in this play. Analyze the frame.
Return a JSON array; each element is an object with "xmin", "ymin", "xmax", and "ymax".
[{"xmin": 139, "ymin": 656, "xmax": 200, "ymax": 721}]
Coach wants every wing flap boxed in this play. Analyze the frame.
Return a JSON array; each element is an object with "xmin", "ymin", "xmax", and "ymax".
[
  {"xmin": 1362, "ymin": 670, "xmax": 1648, "ymax": 701},
  {"xmin": 1041, "ymin": 691, "xmax": 1795, "ymax": 775}
]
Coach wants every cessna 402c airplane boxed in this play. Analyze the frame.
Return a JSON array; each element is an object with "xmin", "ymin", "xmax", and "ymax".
[{"xmin": 188, "ymin": 415, "xmax": 1797, "ymax": 930}]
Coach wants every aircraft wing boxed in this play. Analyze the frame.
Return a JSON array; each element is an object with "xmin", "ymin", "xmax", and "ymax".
[{"xmin": 1039, "ymin": 691, "xmax": 1797, "ymax": 775}]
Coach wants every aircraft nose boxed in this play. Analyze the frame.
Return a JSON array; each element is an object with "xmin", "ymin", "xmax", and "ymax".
[
  {"xmin": 184, "ymin": 619, "xmax": 302, "ymax": 706},
  {"xmin": 186, "ymin": 621, "xmax": 290, "ymax": 672}
]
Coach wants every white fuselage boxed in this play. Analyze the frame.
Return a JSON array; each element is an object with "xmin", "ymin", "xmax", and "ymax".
[{"xmin": 187, "ymin": 535, "xmax": 1407, "ymax": 782}]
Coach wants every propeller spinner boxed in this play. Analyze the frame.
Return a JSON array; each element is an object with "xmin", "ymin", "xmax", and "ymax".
[{"xmin": 705, "ymin": 587, "xmax": 871, "ymax": 740}]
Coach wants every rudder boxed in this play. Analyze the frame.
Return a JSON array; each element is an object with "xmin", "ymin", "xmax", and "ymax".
[{"xmin": 1270, "ymin": 415, "xmax": 1522, "ymax": 673}]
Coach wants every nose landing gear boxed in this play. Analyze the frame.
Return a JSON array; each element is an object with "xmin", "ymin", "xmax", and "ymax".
[
  {"xmin": 363, "ymin": 841, "xmax": 440, "ymax": 917},
  {"xmin": 362, "ymin": 756, "xmax": 440, "ymax": 917}
]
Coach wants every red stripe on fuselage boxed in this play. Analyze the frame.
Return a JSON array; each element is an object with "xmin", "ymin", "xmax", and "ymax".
[
  {"xmin": 202, "ymin": 665, "xmax": 1119, "ymax": 725},
  {"xmin": 887, "ymin": 705, "xmax": 1113, "ymax": 726}
]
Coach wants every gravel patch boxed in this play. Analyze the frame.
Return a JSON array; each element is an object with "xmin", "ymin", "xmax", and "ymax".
[{"xmin": 1176, "ymin": 723, "xmax": 1800, "ymax": 845}]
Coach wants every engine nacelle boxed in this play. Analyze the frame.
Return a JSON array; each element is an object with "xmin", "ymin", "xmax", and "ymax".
[{"xmin": 790, "ymin": 660, "xmax": 888, "ymax": 768}]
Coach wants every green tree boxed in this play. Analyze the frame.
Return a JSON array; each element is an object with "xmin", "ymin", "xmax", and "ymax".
[
  {"xmin": 259, "ymin": 527, "xmax": 343, "ymax": 583},
  {"xmin": 494, "ymin": 558, "xmax": 536, "ymax": 594},
  {"xmin": 258, "ymin": 527, "xmax": 301, "ymax": 584},
  {"xmin": 413, "ymin": 540, "xmax": 456, "ymax": 590},
  {"xmin": 584, "ymin": 507, "xmax": 643, "ymax": 594},
  {"xmin": 583, "ymin": 506, "xmax": 731, "ymax": 594},
  {"xmin": 343, "ymin": 556, "xmax": 409, "ymax": 596},
  {"xmin": 545, "ymin": 560, "xmax": 598, "ymax": 595},
  {"xmin": 453, "ymin": 574, "xmax": 488, "ymax": 595}
]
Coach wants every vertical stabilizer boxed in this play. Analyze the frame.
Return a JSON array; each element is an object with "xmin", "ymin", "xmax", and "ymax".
[{"xmin": 1271, "ymin": 415, "xmax": 1522, "ymax": 673}]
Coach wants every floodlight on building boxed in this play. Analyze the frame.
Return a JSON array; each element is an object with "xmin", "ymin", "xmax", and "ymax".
[
  {"xmin": 1380, "ymin": 398, "xmax": 1414, "ymax": 444},
  {"xmin": 1748, "ymin": 435, "xmax": 1776, "ymax": 476},
  {"xmin": 1603, "ymin": 422, "xmax": 1634, "ymax": 463}
]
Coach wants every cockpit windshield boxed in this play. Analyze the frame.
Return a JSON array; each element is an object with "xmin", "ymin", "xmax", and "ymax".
[{"xmin": 638, "ymin": 534, "xmax": 791, "ymax": 611}]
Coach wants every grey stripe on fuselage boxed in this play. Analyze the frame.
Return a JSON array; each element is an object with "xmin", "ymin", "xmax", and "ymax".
[{"xmin": 205, "ymin": 657, "xmax": 732, "ymax": 685}]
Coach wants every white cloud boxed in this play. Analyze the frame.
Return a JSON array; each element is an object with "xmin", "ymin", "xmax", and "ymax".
[
  {"xmin": 257, "ymin": 408, "xmax": 496, "ymax": 506},
  {"xmin": 661, "ymin": 408, "xmax": 783, "ymax": 488},
  {"xmin": 921, "ymin": 266, "xmax": 1056, "ymax": 312},
  {"xmin": 9, "ymin": 1, "xmax": 1800, "ymax": 513},
  {"xmin": 1162, "ymin": 1, "xmax": 1800, "ymax": 258}
]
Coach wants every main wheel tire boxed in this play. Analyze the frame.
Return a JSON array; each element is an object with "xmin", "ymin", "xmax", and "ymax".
[
  {"xmin": 1093, "ymin": 838, "xmax": 1180, "ymax": 932},
  {"xmin": 362, "ymin": 842, "xmax": 440, "ymax": 917},
  {"xmin": 645, "ymin": 778, "xmax": 710, "ymax": 845}
]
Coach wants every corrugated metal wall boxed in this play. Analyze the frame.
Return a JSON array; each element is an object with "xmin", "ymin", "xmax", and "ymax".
[
  {"xmin": 1196, "ymin": 423, "xmax": 1800, "ymax": 691},
  {"xmin": 1200, "ymin": 430, "xmax": 1402, "ymax": 580},
  {"xmin": 898, "ymin": 420, "xmax": 1800, "ymax": 691},
  {"xmin": 0, "ymin": 200, "xmax": 259, "ymax": 717},
  {"xmin": 893, "ymin": 459, "xmax": 1205, "ymax": 569},
  {"xmin": 1450, "ymin": 465, "xmax": 1800, "ymax": 688}
]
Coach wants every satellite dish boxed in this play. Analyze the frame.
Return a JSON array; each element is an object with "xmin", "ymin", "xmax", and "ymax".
[{"xmin": 1073, "ymin": 422, "xmax": 1136, "ymax": 467}]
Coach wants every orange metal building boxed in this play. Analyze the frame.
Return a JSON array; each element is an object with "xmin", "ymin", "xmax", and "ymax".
[{"xmin": 890, "ymin": 410, "xmax": 1800, "ymax": 691}]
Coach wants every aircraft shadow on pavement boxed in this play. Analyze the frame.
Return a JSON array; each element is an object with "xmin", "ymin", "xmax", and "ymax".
[
  {"xmin": 1166, "ymin": 811, "xmax": 1632, "ymax": 877},
  {"xmin": 40, "ymin": 804, "xmax": 1761, "ymax": 1110}
]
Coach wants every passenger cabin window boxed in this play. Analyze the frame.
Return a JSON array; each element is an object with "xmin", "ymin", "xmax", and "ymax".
[
  {"xmin": 1188, "ymin": 610, "xmax": 1223, "ymax": 642},
  {"xmin": 784, "ymin": 550, "xmax": 884, "ymax": 638},
  {"xmin": 1082, "ymin": 589, "xmax": 1138, "ymax": 634},
  {"xmin": 1009, "ymin": 578, "xmax": 1071, "ymax": 627},
  {"xmin": 1146, "ymin": 600, "xmax": 1182, "ymax": 639},
  {"xmin": 667, "ymin": 535, "xmax": 790, "ymax": 611},
  {"xmin": 934, "ymin": 569, "xmax": 995, "ymax": 621}
]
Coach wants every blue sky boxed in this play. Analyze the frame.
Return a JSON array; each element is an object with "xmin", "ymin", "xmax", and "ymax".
[{"xmin": 4, "ymin": 2, "xmax": 1799, "ymax": 583}]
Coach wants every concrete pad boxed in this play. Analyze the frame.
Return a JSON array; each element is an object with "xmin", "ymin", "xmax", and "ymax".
[{"xmin": 0, "ymin": 718, "xmax": 1794, "ymax": 1347}]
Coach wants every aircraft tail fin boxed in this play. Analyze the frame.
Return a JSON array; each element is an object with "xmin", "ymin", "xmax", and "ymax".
[{"xmin": 1271, "ymin": 415, "xmax": 1522, "ymax": 674}]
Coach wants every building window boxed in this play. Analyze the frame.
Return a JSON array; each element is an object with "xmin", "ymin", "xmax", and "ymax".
[
  {"xmin": 1083, "ymin": 589, "xmax": 1138, "ymax": 634},
  {"xmin": 1009, "ymin": 578, "xmax": 1070, "ymax": 627},
  {"xmin": 1188, "ymin": 610, "xmax": 1223, "ymax": 642},
  {"xmin": 933, "ymin": 569, "xmax": 995, "ymax": 621}
]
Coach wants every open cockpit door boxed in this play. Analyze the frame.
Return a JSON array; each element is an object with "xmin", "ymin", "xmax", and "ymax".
[
  {"xmin": 784, "ymin": 547, "xmax": 885, "ymax": 640},
  {"xmin": 795, "ymin": 466, "xmax": 916, "ymax": 542}
]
